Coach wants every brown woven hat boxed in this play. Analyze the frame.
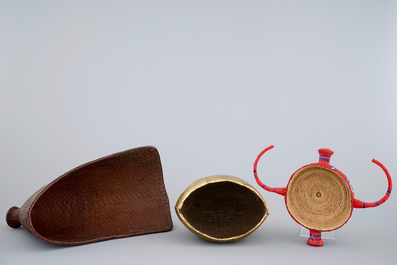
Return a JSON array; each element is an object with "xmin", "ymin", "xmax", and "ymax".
[
  {"xmin": 175, "ymin": 175, "xmax": 269, "ymax": 242},
  {"xmin": 6, "ymin": 146, "xmax": 173, "ymax": 245}
]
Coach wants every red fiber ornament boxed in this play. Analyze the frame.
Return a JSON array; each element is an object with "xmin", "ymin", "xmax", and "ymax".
[{"xmin": 253, "ymin": 145, "xmax": 392, "ymax": 247}]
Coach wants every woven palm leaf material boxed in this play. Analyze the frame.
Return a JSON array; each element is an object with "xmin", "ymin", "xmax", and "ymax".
[
  {"xmin": 6, "ymin": 146, "xmax": 173, "ymax": 246},
  {"xmin": 286, "ymin": 166, "xmax": 352, "ymax": 231},
  {"xmin": 253, "ymin": 145, "xmax": 392, "ymax": 247}
]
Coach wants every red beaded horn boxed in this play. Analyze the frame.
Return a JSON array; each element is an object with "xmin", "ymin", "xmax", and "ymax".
[{"xmin": 254, "ymin": 145, "xmax": 392, "ymax": 247}]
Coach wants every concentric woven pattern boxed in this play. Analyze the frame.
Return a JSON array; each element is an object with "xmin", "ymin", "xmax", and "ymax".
[{"xmin": 286, "ymin": 165, "xmax": 352, "ymax": 231}]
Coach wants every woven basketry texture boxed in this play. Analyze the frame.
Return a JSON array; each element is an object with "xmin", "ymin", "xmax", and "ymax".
[
  {"xmin": 286, "ymin": 165, "xmax": 352, "ymax": 231},
  {"xmin": 253, "ymin": 145, "xmax": 392, "ymax": 247},
  {"xmin": 175, "ymin": 175, "xmax": 269, "ymax": 242},
  {"xmin": 6, "ymin": 146, "xmax": 173, "ymax": 245}
]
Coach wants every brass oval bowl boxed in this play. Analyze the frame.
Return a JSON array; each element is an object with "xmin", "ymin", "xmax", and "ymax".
[{"xmin": 175, "ymin": 175, "xmax": 269, "ymax": 242}]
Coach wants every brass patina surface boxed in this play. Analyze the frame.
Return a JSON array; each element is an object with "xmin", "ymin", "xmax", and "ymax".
[{"xmin": 175, "ymin": 175, "xmax": 269, "ymax": 242}]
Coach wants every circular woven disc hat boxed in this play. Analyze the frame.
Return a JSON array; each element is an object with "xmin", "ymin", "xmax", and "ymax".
[{"xmin": 286, "ymin": 165, "xmax": 352, "ymax": 231}]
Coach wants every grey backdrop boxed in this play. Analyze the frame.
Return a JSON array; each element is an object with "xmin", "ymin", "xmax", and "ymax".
[{"xmin": 1, "ymin": 1, "xmax": 396, "ymax": 264}]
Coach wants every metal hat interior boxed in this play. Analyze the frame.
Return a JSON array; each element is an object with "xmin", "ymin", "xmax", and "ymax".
[{"xmin": 175, "ymin": 175, "xmax": 269, "ymax": 242}]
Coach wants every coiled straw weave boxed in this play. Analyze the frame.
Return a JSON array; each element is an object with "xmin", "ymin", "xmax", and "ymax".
[{"xmin": 286, "ymin": 165, "xmax": 352, "ymax": 231}]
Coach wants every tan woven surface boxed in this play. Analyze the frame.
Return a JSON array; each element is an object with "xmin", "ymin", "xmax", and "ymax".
[{"xmin": 286, "ymin": 166, "xmax": 352, "ymax": 231}]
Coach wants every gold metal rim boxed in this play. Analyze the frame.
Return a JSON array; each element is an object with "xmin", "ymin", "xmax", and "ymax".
[{"xmin": 175, "ymin": 175, "xmax": 269, "ymax": 242}]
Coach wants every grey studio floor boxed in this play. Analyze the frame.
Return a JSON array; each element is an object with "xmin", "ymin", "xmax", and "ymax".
[{"xmin": 1, "ymin": 1, "xmax": 396, "ymax": 264}]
